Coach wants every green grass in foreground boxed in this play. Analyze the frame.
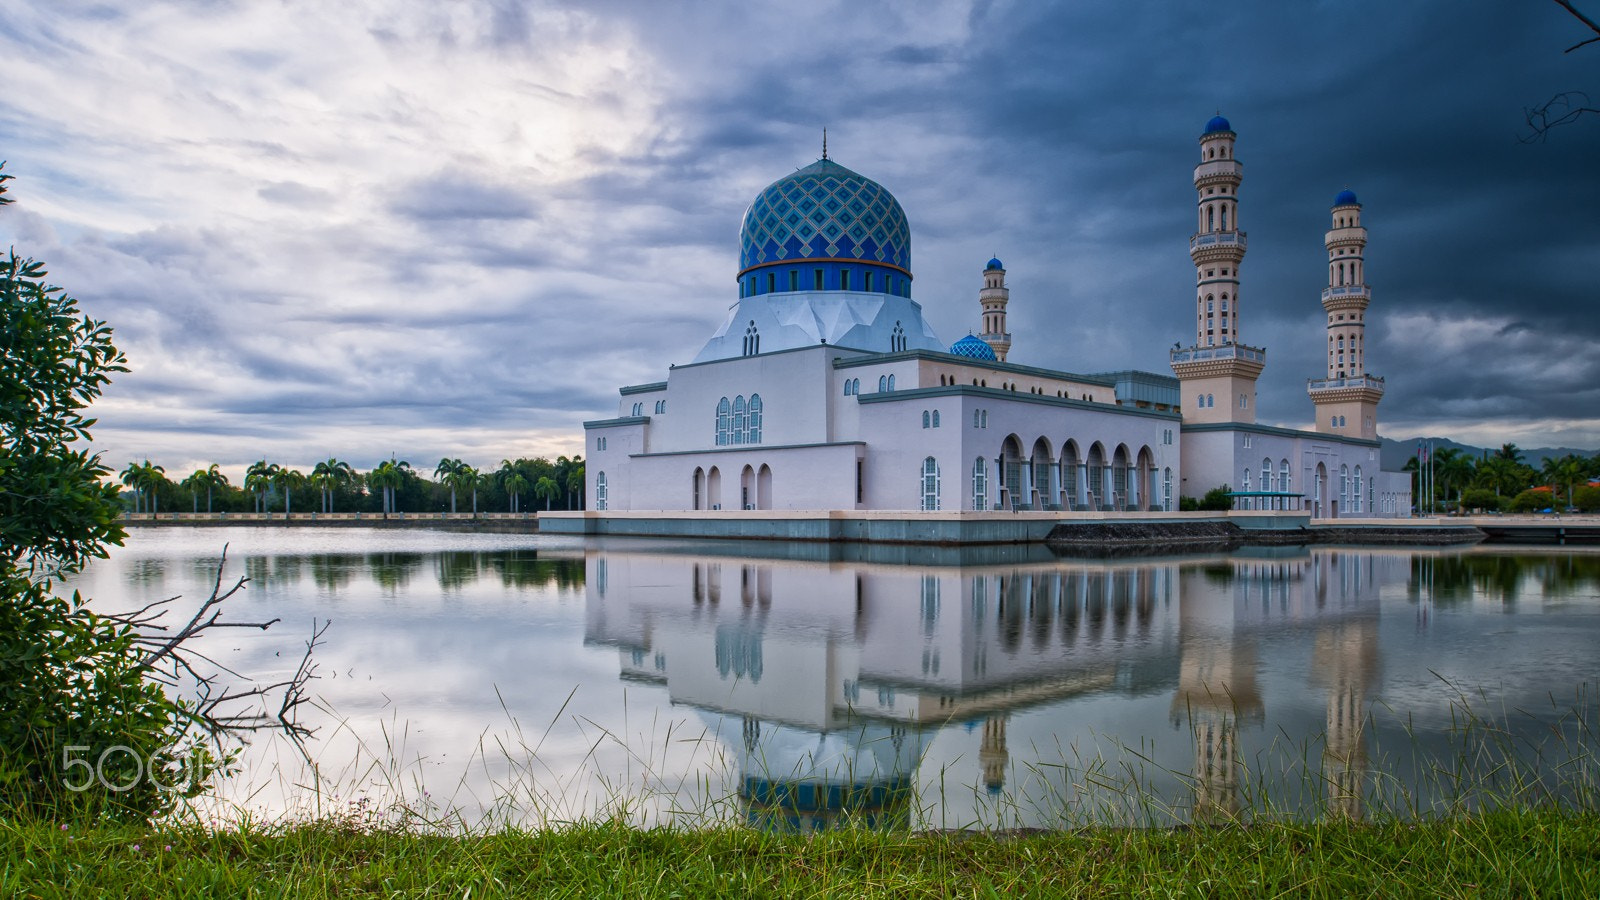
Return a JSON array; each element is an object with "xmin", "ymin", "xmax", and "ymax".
[{"xmin": 4, "ymin": 810, "xmax": 1598, "ymax": 899}]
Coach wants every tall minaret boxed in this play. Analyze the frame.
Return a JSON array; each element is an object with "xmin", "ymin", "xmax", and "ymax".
[
  {"xmin": 1170, "ymin": 115, "xmax": 1264, "ymax": 424},
  {"xmin": 978, "ymin": 257, "xmax": 1011, "ymax": 362},
  {"xmin": 1308, "ymin": 190, "xmax": 1384, "ymax": 439}
]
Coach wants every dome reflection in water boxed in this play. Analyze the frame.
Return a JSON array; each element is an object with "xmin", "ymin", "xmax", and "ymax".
[{"xmin": 74, "ymin": 529, "xmax": 1600, "ymax": 830}]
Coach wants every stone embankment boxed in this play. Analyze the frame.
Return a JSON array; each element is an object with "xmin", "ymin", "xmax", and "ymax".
[{"xmin": 1044, "ymin": 520, "xmax": 1485, "ymax": 550}]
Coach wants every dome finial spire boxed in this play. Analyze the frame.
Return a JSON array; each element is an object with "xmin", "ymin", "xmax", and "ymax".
[{"xmin": 822, "ymin": 127, "xmax": 828, "ymax": 161}]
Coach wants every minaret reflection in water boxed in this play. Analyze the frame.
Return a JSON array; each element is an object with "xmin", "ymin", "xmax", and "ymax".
[{"xmin": 582, "ymin": 547, "xmax": 1398, "ymax": 829}]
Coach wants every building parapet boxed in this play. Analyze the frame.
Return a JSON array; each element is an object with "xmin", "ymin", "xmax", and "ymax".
[
  {"xmin": 1307, "ymin": 375, "xmax": 1385, "ymax": 391},
  {"xmin": 1320, "ymin": 286, "xmax": 1371, "ymax": 303},
  {"xmin": 1170, "ymin": 343, "xmax": 1266, "ymax": 365},
  {"xmin": 1188, "ymin": 231, "xmax": 1248, "ymax": 253}
]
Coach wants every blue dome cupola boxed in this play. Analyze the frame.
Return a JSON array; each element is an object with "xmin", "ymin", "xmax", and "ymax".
[
  {"xmin": 950, "ymin": 333, "xmax": 999, "ymax": 361},
  {"xmin": 985, "ymin": 256, "xmax": 1004, "ymax": 271},
  {"xmin": 736, "ymin": 158, "xmax": 913, "ymax": 300},
  {"xmin": 1334, "ymin": 189, "xmax": 1359, "ymax": 207},
  {"xmin": 1203, "ymin": 114, "xmax": 1232, "ymax": 134}
]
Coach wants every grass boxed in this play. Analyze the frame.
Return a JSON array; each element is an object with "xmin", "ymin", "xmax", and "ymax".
[{"xmin": 4, "ymin": 808, "xmax": 1598, "ymax": 898}]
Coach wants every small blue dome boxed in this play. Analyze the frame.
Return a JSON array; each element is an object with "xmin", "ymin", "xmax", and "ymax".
[
  {"xmin": 985, "ymin": 257, "xmax": 1004, "ymax": 271},
  {"xmin": 1203, "ymin": 114, "xmax": 1232, "ymax": 134},
  {"xmin": 950, "ymin": 334, "xmax": 998, "ymax": 361},
  {"xmin": 1334, "ymin": 189, "xmax": 1359, "ymax": 206}
]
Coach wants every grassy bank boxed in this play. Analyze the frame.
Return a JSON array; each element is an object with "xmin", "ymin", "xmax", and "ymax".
[{"xmin": 5, "ymin": 809, "xmax": 1597, "ymax": 898}]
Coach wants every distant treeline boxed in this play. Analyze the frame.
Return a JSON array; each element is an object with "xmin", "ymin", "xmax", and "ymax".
[
  {"xmin": 1405, "ymin": 444, "xmax": 1600, "ymax": 513},
  {"xmin": 115, "ymin": 456, "xmax": 586, "ymax": 516}
]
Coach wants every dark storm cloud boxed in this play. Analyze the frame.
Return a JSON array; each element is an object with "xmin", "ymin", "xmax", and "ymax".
[{"xmin": 2, "ymin": 0, "xmax": 1596, "ymax": 472}]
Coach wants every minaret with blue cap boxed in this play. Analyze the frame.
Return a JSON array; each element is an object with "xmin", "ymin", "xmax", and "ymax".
[
  {"xmin": 1171, "ymin": 115, "xmax": 1265, "ymax": 425},
  {"xmin": 978, "ymin": 257, "xmax": 1011, "ymax": 362},
  {"xmin": 1308, "ymin": 189, "xmax": 1384, "ymax": 440}
]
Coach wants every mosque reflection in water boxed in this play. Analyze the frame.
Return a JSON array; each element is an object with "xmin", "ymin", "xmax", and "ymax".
[{"xmin": 582, "ymin": 544, "xmax": 1396, "ymax": 831}]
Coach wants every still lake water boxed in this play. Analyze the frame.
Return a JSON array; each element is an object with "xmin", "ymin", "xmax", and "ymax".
[{"xmin": 70, "ymin": 527, "xmax": 1600, "ymax": 830}]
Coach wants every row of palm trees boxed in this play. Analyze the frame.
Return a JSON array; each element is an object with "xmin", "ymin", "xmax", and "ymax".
[
  {"xmin": 1405, "ymin": 443, "xmax": 1600, "ymax": 511},
  {"xmin": 118, "ymin": 455, "xmax": 586, "ymax": 516}
]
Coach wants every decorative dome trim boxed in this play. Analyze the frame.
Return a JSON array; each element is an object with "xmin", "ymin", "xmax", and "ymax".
[
  {"xmin": 950, "ymin": 334, "xmax": 999, "ymax": 361},
  {"xmin": 737, "ymin": 158, "xmax": 911, "ymax": 279}
]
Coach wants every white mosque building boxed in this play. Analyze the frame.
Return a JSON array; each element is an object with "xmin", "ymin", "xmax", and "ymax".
[{"xmin": 582, "ymin": 116, "xmax": 1410, "ymax": 518}]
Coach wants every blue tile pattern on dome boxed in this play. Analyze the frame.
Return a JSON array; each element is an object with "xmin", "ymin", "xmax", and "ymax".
[
  {"xmin": 950, "ymin": 334, "xmax": 998, "ymax": 361},
  {"xmin": 739, "ymin": 159, "xmax": 911, "ymax": 277},
  {"xmin": 1204, "ymin": 114, "xmax": 1232, "ymax": 134},
  {"xmin": 1334, "ymin": 189, "xmax": 1359, "ymax": 206}
]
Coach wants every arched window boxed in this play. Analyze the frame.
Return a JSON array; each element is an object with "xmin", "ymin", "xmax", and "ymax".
[
  {"xmin": 595, "ymin": 472, "xmax": 608, "ymax": 511},
  {"xmin": 931, "ymin": 410, "xmax": 940, "ymax": 428},
  {"xmin": 1206, "ymin": 393, "xmax": 1215, "ymax": 408},
  {"xmin": 843, "ymin": 380, "xmax": 852, "ymax": 396},
  {"xmin": 1352, "ymin": 466, "xmax": 1363, "ymax": 513},
  {"xmin": 1207, "ymin": 206, "xmax": 1215, "ymax": 230},
  {"xmin": 1242, "ymin": 467, "xmax": 1251, "ymax": 493},
  {"xmin": 921, "ymin": 457, "xmax": 940, "ymax": 511},
  {"xmin": 1163, "ymin": 467, "xmax": 1173, "ymax": 511},
  {"xmin": 1262, "ymin": 458, "xmax": 1273, "ymax": 493},
  {"xmin": 1339, "ymin": 464, "xmax": 1350, "ymax": 511},
  {"xmin": 1221, "ymin": 206, "xmax": 1228, "ymax": 230},
  {"xmin": 747, "ymin": 394, "xmax": 762, "ymax": 444},
  {"xmin": 974, "ymin": 410, "xmax": 982, "ymax": 429},
  {"xmin": 743, "ymin": 321, "xmax": 760, "ymax": 356},
  {"xmin": 887, "ymin": 374, "xmax": 896, "ymax": 391},
  {"xmin": 891, "ymin": 321, "xmax": 906, "ymax": 352},
  {"xmin": 922, "ymin": 410, "xmax": 931, "ymax": 429},
  {"xmin": 732, "ymin": 395, "xmax": 747, "ymax": 445},
  {"xmin": 716, "ymin": 397, "xmax": 731, "ymax": 446},
  {"xmin": 972, "ymin": 457, "xmax": 988, "ymax": 510},
  {"xmin": 878, "ymin": 375, "xmax": 887, "ymax": 392},
  {"xmin": 1281, "ymin": 459, "xmax": 1291, "ymax": 497},
  {"xmin": 692, "ymin": 468, "xmax": 703, "ymax": 510}
]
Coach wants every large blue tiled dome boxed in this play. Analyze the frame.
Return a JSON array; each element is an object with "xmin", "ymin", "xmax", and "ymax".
[
  {"xmin": 738, "ymin": 159, "xmax": 911, "ymax": 279},
  {"xmin": 1203, "ymin": 114, "xmax": 1232, "ymax": 134},
  {"xmin": 1334, "ymin": 189, "xmax": 1359, "ymax": 206},
  {"xmin": 950, "ymin": 334, "xmax": 998, "ymax": 361}
]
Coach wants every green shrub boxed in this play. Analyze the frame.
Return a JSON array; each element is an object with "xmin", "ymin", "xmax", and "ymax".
[
  {"xmin": 1458, "ymin": 488, "xmax": 1503, "ymax": 513},
  {"xmin": 1198, "ymin": 485, "xmax": 1233, "ymax": 511},
  {"xmin": 0, "ymin": 166, "xmax": 220, "ymax": 820},
  {"xmin": 1573, "ymin": 485, "xmax": 1600, "ymax": 513},
  {"xmin": 1507, "ymin": 489, "xmax": 1552, "ymax": 514}
]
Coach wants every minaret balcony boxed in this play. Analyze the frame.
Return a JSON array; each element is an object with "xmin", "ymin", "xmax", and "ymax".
[
  {"xmin": 1321, "ymin": 285, "xmax": 1370, "ymax": 303},
  {"xmin": 1189, "ymin": 231, "xmax": 1247, "ymax": 253},
  {"xmin": 1170, "ymin": 343, "xmax": 1265, "ymax": 365},
  {"xmin": 1307, "ymin": 374, "xmax": 1384, "ymax": 391}
]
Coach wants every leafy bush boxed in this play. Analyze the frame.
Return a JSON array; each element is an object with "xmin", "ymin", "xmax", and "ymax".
[
  {"xmin": 1198, "ymin": 486, "xmax": 1234, "ymax": 511},
  {"xmin": 1507, "ymin": 490, "xmax": 1551, "ymax": 514},
  {"xmin": 1573, "ymin": 485, "xmax": 1600, "ymax": 513},
  {"xmin": 1178, "ymin": 496, "xmax": 1200, "ymax": 512},
  {"xmin": 1458, "ymin": 488, "xmax": 1504, "ymax": 513},
  {"xmin": 0, "ymin": 165, "xmax": 222, "ymax": 820}
]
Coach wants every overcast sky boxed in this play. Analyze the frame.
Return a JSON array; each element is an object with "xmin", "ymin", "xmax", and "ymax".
[{"xmin": 2, "ymin": 0, "xmax": 1596, "ymax": 479}]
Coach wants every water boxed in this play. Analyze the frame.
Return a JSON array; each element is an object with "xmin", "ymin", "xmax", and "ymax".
[{"xmin": 68, "ymin": 528, "xmax": 1600, "ymax": 830}]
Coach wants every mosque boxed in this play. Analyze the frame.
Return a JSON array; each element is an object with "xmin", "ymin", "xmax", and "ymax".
[{"xmin": 583, "ymin": 116, "xmax": 1411, "ymax": 518}]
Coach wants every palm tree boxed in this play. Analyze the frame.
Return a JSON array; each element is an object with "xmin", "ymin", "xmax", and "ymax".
[
  {"xmin": 503, "ymin": 472, "xmax": 529, "ymax": 513},
  {"xmin": 534, "ymin": 476, "xmax": 559, "ymax": 511},
  {"xmin": 119, "ymin": 461, "xmax": 145, "ymax": 513},
  {"xmin": 1434, "ymin": 449, "xmax": 1473, "ymax": 512},
  {"xmin": 139, "ymin": 460, "xmax": 167, "ymax": 517},
  {"xmin": 1473, "ymin": 455, "xmax": 1523, "ymax": 498},
  {"xmin": 435, "ymin": 457, "xmax": 464, "ymax": 513},
  {"xmin": 311, "ymin": 458, "xmax": 355, "ymax": 513},
  {"xmin": 245, "ymin": 460, "xmax": 274, "ymax": 513},
  {"xmin": 181, "ymin": 469, "xmax": 209, "ymax": 514},
  {"xmin": 1543, "ymin": 454, "xmax": 1589, "ymax": 508},
  {"xmin": 566, "ymin": 465, "xmax": 584, "ymax": 510},
  {"xmin": 445, "ymin": 464, "xmax": 480, "ymax": 516},
  {"xmin": 200, "ymin": 464, "xmax": 228, "ymax": 512},
  {"xmin": 368, "ymin": 457, "xmax": 411, "ymax": 516},
  {"xmin": 273, "ymin": 466, "xmax": 304, "ymax": 517},
  {"xmin": 1495, "ymin": 443, "xmax": 1526, "ymax": 466}
]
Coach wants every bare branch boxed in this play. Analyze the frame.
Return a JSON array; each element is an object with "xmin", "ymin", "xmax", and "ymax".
[
  {"xmin": 1553, "ymin": 0, "xmax": 1600, "ymax": 46},
  {"xmin": 1519, "ymin": 91, "xmax": 1599, "ymax": 142}
]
